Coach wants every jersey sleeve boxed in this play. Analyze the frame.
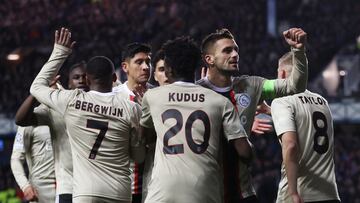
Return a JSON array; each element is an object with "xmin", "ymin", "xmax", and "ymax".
[
  {"xmin": 222, "ymin": 99, "xmax": 248, "ymax": 141},
  {"xmin": 10, "ymin": 127, "xmax": 31, "ymax": 191},
  {"xmin": 271, "ymin": 98, "xmax": 296, "ymax": 137},
  {"xmin": 140, "ymin": 92, "xmax": 154, "ymax": 128},
  {"xmin": 130, "ymin": 103, "xmax": 144, "ymax": 147},
  {"xmin": 129, "ymin": 102, "xmax": 146, "ymax": 162},
  {"xmin": 262, "ymin": 47, "xmax": 308, "ymax": 100},
  {"xmin": 30, "ymin": 44, "xmax": 75, "ymax": 115},
  {"xmin": 33, "ymin": 104, "xmax": 50, "ymax": 125}
]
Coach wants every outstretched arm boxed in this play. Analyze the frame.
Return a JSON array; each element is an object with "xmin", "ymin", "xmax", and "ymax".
[
  {"xmin": 30, "ymin": 28, "xmax": 75, "ymax": 114},
  {"xmin": 262, "ymin": 28, "xmax": 308, "ymax": 100}
]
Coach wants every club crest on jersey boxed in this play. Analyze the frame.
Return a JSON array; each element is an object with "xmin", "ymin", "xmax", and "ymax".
[{"xmin": 236, "ymin": 93, "xmax": 251, "ymax": 108}]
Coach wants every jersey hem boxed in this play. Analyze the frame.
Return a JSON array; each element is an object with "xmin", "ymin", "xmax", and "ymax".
[{"xmin": 73, "ymin": 193, "xmax": 131, "ymax": 201}]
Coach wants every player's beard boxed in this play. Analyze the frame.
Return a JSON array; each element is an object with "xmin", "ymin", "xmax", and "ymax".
[{"xmin": 217, "ymin": 66, "xmax": 239, "ymax": 77}]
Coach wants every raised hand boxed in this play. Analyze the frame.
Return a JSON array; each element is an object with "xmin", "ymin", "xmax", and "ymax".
[
  {"xmin": 55, "ymin": 27, "xmax": 76, "ymax": 49},
  {"xmin": 283, "ymin": 28, "xmax": 307, "ymax": 49}
]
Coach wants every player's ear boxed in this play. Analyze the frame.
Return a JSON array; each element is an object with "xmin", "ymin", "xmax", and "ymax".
[
  {"xmin": 204, "ymin": 54, "xmax": 215, "ymax": 66},
  {"xmin": 154, "ymin": 70, "xmax": 159, "ymax": 82},
  {"xmin": 121, "ymin": 62, "xmax": 128, "ymax": 74},
  {"xmin": 277, "ymin": 69, "xmax": 286, "ymax": 79},
  {"xmin": 112, "ymin": 73, "xmax": 117, "ymax": 82},
  {"xmin": 86, "ymin": 75, "xmax": 91, "ymax": 86},
  {"xmin": 281, "ymin": 70, "xmax": 287, "ymax": 79}
]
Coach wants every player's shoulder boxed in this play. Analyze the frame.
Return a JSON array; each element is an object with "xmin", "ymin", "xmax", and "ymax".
[
  {"xmin": 232, "ymin": 75, "xmax": 266, "ymax": 86},
  {"xmin": 195, "ymin": 78, "xmax": 206, "ymax": 86},
  {"xmin": 304, "ymin": 90, "xmax": 328, "ymax": 102},
  {"xmin": 114, "ymin": 92, "xmax": 138, "ymax": 107},
  {"xmin": 272, "ymin": 94, "xmax": 294, "ymax": 106},
  {"xmin": 112, "ymin": 83, "xmax": 126, "ymax": 93},
  {"xmin": 272, "ymin": 90, "xmax": 311, "ymax": 105}
]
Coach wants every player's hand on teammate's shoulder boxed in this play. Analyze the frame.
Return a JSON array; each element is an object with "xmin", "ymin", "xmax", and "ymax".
[
  {"xmin": 55, "ymin": 27, "xmax": 76, "ymax": 49},
  {"xmin": 283, "ymin": 28, "xmax": 307, "ymax": 49}
]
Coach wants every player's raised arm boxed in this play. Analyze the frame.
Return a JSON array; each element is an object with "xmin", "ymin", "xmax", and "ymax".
[
  {"xmin": 261, "ymin": 28, "xmax": 308, "ymax": 100},
  {"xmin": 30, "ymin": 28, "xmax": 75, "ymax": 114}
]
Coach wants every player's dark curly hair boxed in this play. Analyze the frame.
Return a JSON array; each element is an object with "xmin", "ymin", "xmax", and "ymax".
[
  {"xmin": 86, "ymin": 56, "xmax": 115, "ymax": 84},
  {"xmin": 162, "ymin": 36, "xmax": 201, "ymax": 82},
  {"xmin": 121, "ymin": 42, "xmax": 151, "ymax": 62},
  {"xmin": 201, "ymin": 28, "xmax": 234, "ymax": 54}
]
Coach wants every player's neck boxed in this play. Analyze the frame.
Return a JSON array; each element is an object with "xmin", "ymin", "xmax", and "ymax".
[
  {"xmin": 89, "ymin": 84, "xmax": 112, "ymax": 93},
  {"xmin": 208, "ymin": 71, "xmax": 231, "ymax": 88},
  {"xmin": 126, "ymin": 79, "xmax": 146, "ymax": 91}
]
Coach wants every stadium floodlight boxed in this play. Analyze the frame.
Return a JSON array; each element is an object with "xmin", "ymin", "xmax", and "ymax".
[
  {"xmin": 339, "ymin": 70, "xmax": 346, "ymax": 76},
  {"xmin": 7, "ymin": 48, "xmax": 22, "ymax": 61},
  {"xmin": 7, "ymin": 53, "xmax": 20, "ymax": 61}
]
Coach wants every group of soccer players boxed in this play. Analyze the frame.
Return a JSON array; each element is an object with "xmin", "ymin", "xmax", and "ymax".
[{"xmin": 10, "ymin": 26, "xmax": 341, "ymax": 203}]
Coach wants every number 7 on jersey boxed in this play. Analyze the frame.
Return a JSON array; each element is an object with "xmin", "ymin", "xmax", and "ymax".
[{"xmin": 86, "ymin": 119, "xmax": 109, "ymax": 159}]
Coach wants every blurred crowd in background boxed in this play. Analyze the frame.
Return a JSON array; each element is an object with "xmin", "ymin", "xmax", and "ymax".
[{"xmin": 1, "ymin": 0, "xmax": 360, "ymax": 202}]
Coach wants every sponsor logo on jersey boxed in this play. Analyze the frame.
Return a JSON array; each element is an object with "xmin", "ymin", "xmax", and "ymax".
[{"xmin": 236, "ymin": 93, "xmax": 251, "ymax": 108}]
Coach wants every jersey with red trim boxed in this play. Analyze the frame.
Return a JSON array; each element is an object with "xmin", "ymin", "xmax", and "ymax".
[
  {"xmin": 197, "ymin": 47, "xmax": 308, "ymax": 201},
  {"xmin": 113, "ymin": 82, "xmax": 145, "ymax": 195}
]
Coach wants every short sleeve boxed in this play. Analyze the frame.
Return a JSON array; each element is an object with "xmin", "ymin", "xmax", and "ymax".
[
  {"xmin": 140, "ymin": 93, "xmax": 154, "ymax": 128},
  {"xmin": 271, "ymin": 98, "xmax": 296, "ymax": 137},
  {"xmin": 13, "ymin": 127, "xmax": 29, "ymax": 152},
  {"xmin": 129, "ymin": 102, "xmax": 144, "ymax": 147},
  {"xmin": 222, "ymin": 99, "xmax": 248, "ymax": 141}
]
